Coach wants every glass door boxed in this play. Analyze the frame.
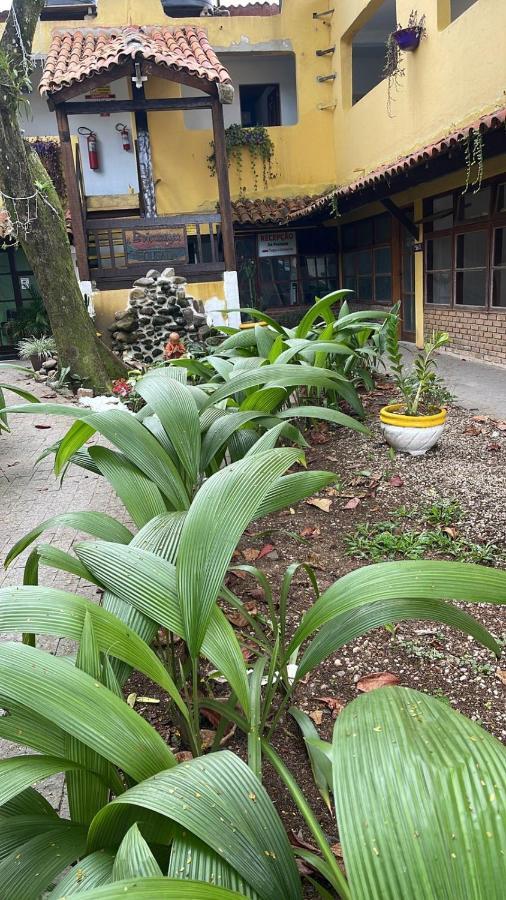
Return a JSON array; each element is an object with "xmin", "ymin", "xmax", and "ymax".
[{"xmin": 0, "ymin": 246, "xmax": 39, "ymax": 355}]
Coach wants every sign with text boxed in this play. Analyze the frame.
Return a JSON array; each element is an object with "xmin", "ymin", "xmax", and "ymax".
[
  {"xmin": 258, "ymin": 231, "xmax": 297, "ymax": 258},
  {"xmin": 125, "ymin": 227, "xmax": 187, "ymax": 265}
]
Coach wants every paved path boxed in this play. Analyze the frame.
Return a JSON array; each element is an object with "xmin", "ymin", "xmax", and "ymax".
[
  {"xmin": 400, "ymin": 344, "xmax": 506, "ymax": 420},
  {"xmin": 0, "ymin": 366, "xmax": 125, "ymax": 812}
]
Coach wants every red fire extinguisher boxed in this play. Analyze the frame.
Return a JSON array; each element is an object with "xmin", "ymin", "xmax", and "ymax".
[
  {"xmin": 116, "ymin": 122, "xmax": 131, "ymax": 152},
  {"xmin": 78, "ymin": 126, "xmax": 99, "ymax": 170}
]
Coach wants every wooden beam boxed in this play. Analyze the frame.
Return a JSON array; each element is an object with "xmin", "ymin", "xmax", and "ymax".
[
  {"xmin": 380, "ymin": 198, "xmax": 419, "ymax": 240},
  {"xmin": 141, "ymin": 61, "xmax": 217, "ymax": 97},
  {"xmin": 63, "ymin": 96, "xmax": 213, "ymax": 116},
  {"xmin": 211, "ymin": 98, "xmax": 236, "ymax": 271},
  {"xmin": 48, "ymin": 63, "xmax": 133, "ymax": 109},
  {"xmin": 55, "ymin": 105, "xmax": 90, "ymax": 282},
  {"xmin": 86, "ymin": 214, "xmax": 221, "ymax": 229}
]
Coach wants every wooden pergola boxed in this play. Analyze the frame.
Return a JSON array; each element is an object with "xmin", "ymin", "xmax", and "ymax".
[{"xmin": 40, "ymin": 26, "xmax": 236, "ymax": 282}]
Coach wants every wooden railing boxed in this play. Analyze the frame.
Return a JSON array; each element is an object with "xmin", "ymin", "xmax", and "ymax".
[{"xmin": 87, "ymin": 214, "xmax": 225, "ymax": 288}]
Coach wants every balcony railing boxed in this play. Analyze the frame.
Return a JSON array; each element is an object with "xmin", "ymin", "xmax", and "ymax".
[{"xmin": 87, "ymin": 214, "xmax": 225, "ymax": 288}]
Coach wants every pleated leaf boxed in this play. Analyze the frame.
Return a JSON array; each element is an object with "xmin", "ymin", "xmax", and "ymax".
[
  {"xmin": 0, "ymin": 696, "xmax": 65, "ymax": 756},
  {"xmin": 203, "ymin": 365, "xmax": 352, "ymax": 408},
  {"xmin": 296, "ymin": 596, "xmax": 501, "ymax": 679},
  {"xmin": 0, "ymin": 821, "xmax": 87, "ymax": 900},
  {"xmin": 177, "ymin": 448, "xmax": 304, "ymax": 658},
  {"xmin": 23, "ymin": 543, "xmax": 98, "ymax": 587},
  {"xmin": 0, "ymin": 756, "xmax": 82, "ymax": 808},
  {"xmin": 289, "ymin": 708, "xmax": 331, "ymax": 812},
  {"xmin": 276, "ymin": 405, "xmax": 369, "ymax": 435},
  {"xmin": 55, "ymin": 419, "xmax": 97, "ymax": 474},
  {"xmin": 0, "ymin": 644, "xmax": 175, "ymax": 781},
  {"xmin": 4, "ymin": 511, "xmax": 133, "ymax": 570},
  {"xmin": 89, "ymin": 751, "xmax": 302, "ymax": 900},
  {"xmin": 295, "ymin": 291, "xmax": 352, "ymax": 338},
  {"xmin": 255, "ymin": 471, "xmax": 337, "ymax": 518},
  {"xmin": 112, "ymin": 824, "xmax": 162, "ymax": 880},
  {"xmin": 72, "ymin": 879, "xmax": 246, "ymax": 898},
  {"xmin": 200, "ymin": 411, "xmax": 266, "ymax": 470},
  {"xmin": 0, "ymin": 587, "xmax": 188, "ymax": 718},
  {"xmin": 168, "ymin": 829, "xmax": 260, "ymax": 899},
  {"xmin": 50, "ymin": 850, "xmax": 115, "ymax": 896},
  {"xmin": 135, "ymin": 374, "xmax": 201, "ymax": 486},
  {"xmin": 89, "ymin": 447, "xmax": 167, "ymax": 528},
  {"xmin": 288, "ymin": 560, "xmax": 506, "ymax": 658},
  {"xmin": 0, "ymin": 815, "xmax": 64, "ymax": 862},
  {"xmin": 333, "ymin": 687, "xmax": 506, "ymax": 900}
]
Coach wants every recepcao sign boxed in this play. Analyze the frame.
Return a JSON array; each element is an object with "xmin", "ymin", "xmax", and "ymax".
[
  {"xmin": 258, "ymin": 231, "xmax": 297, "ymax": 258},
  {"xmin": 125, "ymin": 227, "xmax": 187, "ymax": 265}
]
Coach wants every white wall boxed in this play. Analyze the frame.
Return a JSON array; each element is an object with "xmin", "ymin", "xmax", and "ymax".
[
  {"xmin": 182, "ymin": 52, "xmax": 298, "ymax": 130},
  {"xmin": 21, "ymin": 73, "xmax": 139, "ymax": 197}
]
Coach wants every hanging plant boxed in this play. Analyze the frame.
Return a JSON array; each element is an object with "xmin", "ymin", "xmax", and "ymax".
[
  {"xmin": 28, "ymin": 137, "xmax": 67, "ymax": 202},
  {"xmin": 208, "ymin": 124, "xmax": 274, "ymax": 194},
  {"xmin": 384, "ymin": 10, "xmax": 426, "ymax": 117},
  {"xmin": 461, "ymin": 128, "xmax": 484, "ymax": 195}
]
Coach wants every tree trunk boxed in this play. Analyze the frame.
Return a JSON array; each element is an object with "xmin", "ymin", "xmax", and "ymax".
[{"xmin": 0, "ymin": 0, "xmax": 126, "ymax": 392}]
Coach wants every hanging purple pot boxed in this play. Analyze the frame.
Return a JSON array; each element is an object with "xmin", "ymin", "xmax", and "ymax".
[{"xmin": 393, "ymin": 27, "xmax": 422, "ymax": 51}]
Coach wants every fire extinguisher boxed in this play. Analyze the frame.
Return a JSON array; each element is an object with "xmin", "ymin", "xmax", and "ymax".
[
  {"xmin": 116, "ymin": 122, "xmax": 131, "ymax": 152},
  {"xmin": 78, "ymin": 126, "xmax": 99, "ymax": 170}
]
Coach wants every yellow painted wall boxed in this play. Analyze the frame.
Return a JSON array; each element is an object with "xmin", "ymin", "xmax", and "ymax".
[{"xmin": 331, "ymin": 0, "xmax": 506, "ymax": 189}]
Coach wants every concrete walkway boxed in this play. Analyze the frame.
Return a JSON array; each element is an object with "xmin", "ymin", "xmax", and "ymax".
[
  {"xmin": 0, "ymin": 367, "xmax": 125, "ymax": 812},
  {"xmin": 400, "ymin": 344, "xmax": 506, "ymax": 420}
]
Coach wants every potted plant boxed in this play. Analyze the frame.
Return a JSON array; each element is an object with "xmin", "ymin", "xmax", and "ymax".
[
  {"xmin": 384, "ymin": 11, "xmax": 426, "ymax": 115},
  {"xmin": 17, "ymin": 334, "xmax": 57, "ymax": 372},
  {"xmin": 380, "ymin": 313, "xmax": 452, "ymax": 456},
  {"xmin": 392, "ymin": 10, "xmax": 426, "ymax": 51}
]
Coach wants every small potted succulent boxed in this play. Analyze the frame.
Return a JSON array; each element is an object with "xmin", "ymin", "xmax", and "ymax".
[
  {"xmin": 17, "ymin": 335, "xmax": 57, "ymax": 372},
  {"xmin": 380, "ymin": 312, "xmax": 453, "ymax": 456},
  {"xmin": 392, "ymin": 10, "xmax": 426, "ymax": 51}
]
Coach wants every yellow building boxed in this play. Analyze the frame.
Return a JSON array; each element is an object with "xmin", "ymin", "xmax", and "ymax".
[{"xmin": 0, "ymin": 0, "xmax": 505, "ymax": 363}]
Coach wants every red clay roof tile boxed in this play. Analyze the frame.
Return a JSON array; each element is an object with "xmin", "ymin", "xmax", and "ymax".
[
  {"xmin": 231, "ymin": 195, "xmax": 325, "ymax": 225},
  {"xmin": 39, "ymin": 25, "xmax": 232, "ymax": 96}
]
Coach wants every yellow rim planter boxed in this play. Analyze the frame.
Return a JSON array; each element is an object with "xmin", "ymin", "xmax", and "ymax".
[{"xmin": 380, "ymin": 403, "xmax": 447, "ymax": 429}]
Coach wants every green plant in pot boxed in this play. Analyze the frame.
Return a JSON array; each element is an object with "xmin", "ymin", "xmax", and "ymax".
[
  {"xmin": 17, "ymin": 334, "xmax": 56, "ymax": 372},
  {"xmin": 380, "ymin": 311, "xmax": 452, "ymax": 456}
]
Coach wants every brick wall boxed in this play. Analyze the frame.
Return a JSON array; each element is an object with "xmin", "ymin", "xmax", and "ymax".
[{"xmin": 424, "ymin": 306, "xmax": 506, "ymax": 365}]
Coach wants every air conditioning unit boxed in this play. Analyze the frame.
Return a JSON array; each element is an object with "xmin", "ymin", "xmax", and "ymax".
[{"xmin": 161, "ymin": 0, "xmax": 215, "ymax": 17}]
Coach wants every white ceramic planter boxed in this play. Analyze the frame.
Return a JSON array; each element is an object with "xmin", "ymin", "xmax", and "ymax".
[{"xmin": 380, "ymin": 404, "xmax": 447, "ymax": 456}]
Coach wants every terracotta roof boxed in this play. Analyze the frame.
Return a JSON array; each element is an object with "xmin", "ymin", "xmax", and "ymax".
[
  {"xmin": 227, "ymin": 3, "xmax": 280, "ymax": 16},
  {"xmin": 288, "ymin": 107, "xmax": 506, "ymax": 220},
  {"xmin": 231, "ymin": 195, "xmax": 325, "ymax": 225},
  {"xmin": 39, "ymin": 25, "xmax": 232, "ymax": 97}
]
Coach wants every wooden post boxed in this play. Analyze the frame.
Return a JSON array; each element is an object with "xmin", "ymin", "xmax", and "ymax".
[
  {"xmin": 211, "ymin": 98, "xmax": 236, "ymax": 271},
  {"xmin": 55, "ymin": 104, "xmax": 90, "ymax": 281}
]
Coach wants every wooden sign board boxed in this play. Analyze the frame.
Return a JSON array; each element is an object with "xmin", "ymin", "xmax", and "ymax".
[{"xmin": 125, "ymin": 227, "xmax": 187, "ymax": 265}]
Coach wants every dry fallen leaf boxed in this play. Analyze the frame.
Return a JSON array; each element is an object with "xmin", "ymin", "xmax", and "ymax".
[
  {"xmin": 136, "ymin": 696, "xmax": 160, "ymax": 705},
  {"xmin": 331, "ymin": 842, "xmax": 344, "ymax": 859},
  {"xmin": 486, "ymin": 442, "xmax": 501, "ymax": 452},
  {"xmin": 357, "ymin": 671, "xmax": 401, "ymax": 692},
  {"xmin": 257, "ymin": 543, "xmax": 275, "ymax": 560},
  {"xmin": 174, "ymin": 750, "xmax": 193, "ymax": 763},
  {"xmin": 242, "ymin": 547, "xmax": 260, "ymax": 562},
  {"xmin": 389, "ymin": 474, "xmax": 404, "ymax": 487},
  {"xmin": 309, "ymin": 709, "xmax": 323, "ymax": 725},
  {"xmin": 227, "ymin": 610, "xmax": 248, "ymax": 628},
  {"xmin": 306, "ymin": 498, "xmax": 332, "ymax": 513},
  {"xmin": 464, "ymin": 425, "xmax": 483, "ymax": 436},
  {"xmin": 300, "ymin": 526, "xmax": 321, "ymax": 538},
  {"xmin": 472, "ymin": 415, "xmax": 490, "ymax": 423},
  {"xmin": 304, "ymin": 551, "xmax": 325, "ymax": 570},
  {"xmin": 317, "ymin": 696, "xmax": 346, "ymax": 719},
  {"xmin": 495, "ymin": 668, "xmax": 506, "ymax": 686},
  {"xmin": 496, "ymin": 421, "xmax": 506, "ymax": 432},
  {"xmin": 443, "ymin": 526, "xmax": 459, "ymax": 539},
  {"xmin": 344, "ymin": 497, "xmax": 361, "ymax": 510},
  {"xmin": 126, "ymin": 693, "xmax": 137, "ymax": 708}
]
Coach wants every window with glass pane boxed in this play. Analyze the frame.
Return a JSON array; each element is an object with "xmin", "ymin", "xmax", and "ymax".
[
  {"xmin": 258, "ymin": 256, "xmax": 298, "ymax": 309},
  {"xmin": 458, "ymin": 186, "xmax": 491, "ymax": 222},
  {"xmin": 341, "ymin": 213, "xmax": 392, "ymax": 303},
  {"xmin": 496, "ymin": 184, "xmax": 506, "ymax": 215},
  {"xmin": 426, "ymin": 236, "xmax": 452, "ymax": 305},
  {"xmin": 300, "ymin": 254, "xmax": 338, "ymax": 304},
  {"xmin": 492, "ymin": 226, "xmax": 506, "ymax": 308},
  {"xmin": 455, "ymin": 231, "xmax": 488, "ymax": 306},
  {"xmin": 424, "ymin": 193, "xmax": 454, "ymax": 231}
]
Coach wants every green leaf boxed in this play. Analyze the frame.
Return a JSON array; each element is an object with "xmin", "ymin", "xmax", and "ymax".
[
  {"xmin": 295, "ymin": 291, "xmax": 352, "ymax": 338},
  {"xmin": 71, "ymin": 879, "xmax": 246, "ymax": 898},
  {"xmin": 0, "ymin": 756, "xmax": 82, "ymax": 808},
  {"xmin": 239, "ymin": 387, "xmax": 288, "ymax": 413},
  {"xmin": 248, "ymin": 658, "xmax": 266, "ymax": 779},
  {"xmin": 0, "ymin": 787, "xmax": 58, "ymax": 820},
  {"xmin": 23, "ymin": 544, "xmax": 98, "ymax": 587},
  {"xmin": 200, "ymin": 411, "xmax": 266, "ymax": 470},
  {"xmin": 55, "ymin": 420, "xmax": 97, "ymax": 475},
  {"xmin": 49, "ymin": 850, "xmax": 115, "ymax": 896},
  {"xmin": 203, "ymin": 365, "xmax": 351, "ymax": 409},
  {"xmin": 89, "ymin": 446, "xmax": 168, "ymax": 528},
  {"xmin": 289, "ymin": 561, "xmax": 506, "ymax": 659},
  {"xmin": 177, "ymin": 449, "xmax": 304, "ymax": 657},
  {"xmin": 0, "ymin": 644, "xmax": 175, "ymax": 780},
  {"xmin": 89, "ymin": 751, "xmax": 302, "ymax": 900},
  {"xmin": 0, "ymin": 821, "xmax": 87, "ymax": 900},
  {"xmin": 0, "ymin": 815, "xmax": 64, "ymax": 862},
  {"xmin": 0, "ymin": 696, "xmax": 66, "ymax": 756},
  {"xmin": 112, "ymin": 824, "xmax": 162, "ymax": 879},
  {"xmin": 289, "ymin": 709, "xmax": 331, "ymax": 811},
  {"xmin": 168, "ymin": 830, "xmax": 260, "ymax": 899},
  {"xmin": 297, "ymin": 597, "xmax": 502, "ymax": 679},
  {"xmin": 276, "ymin": 405, "xmax": 369, "ymax": 435},
  {"xmin": 0, "ymin": 587, "xmax": 188, "ymax": 720},
  {"xmin": 135, "ymin": 374, "xmax": 201, "ymax": 487},
  {"xmin": 333, "ymin": 687, "xmax": 506, "ymax": 900},
  {"xmin": 4, "ymin": 511, "xmax": 133, "ymax": 570},
  {"xmin": 255, "ymin": 471, "xmax": 337, "ymax": 518}
]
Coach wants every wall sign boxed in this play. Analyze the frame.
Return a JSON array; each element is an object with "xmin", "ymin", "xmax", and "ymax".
[
  {"xmin": 85, "ymin": 85, "xmax": 116, "ymax": 100},
  {"xmin": 258, "ymin": 231, "xmax": 297, "ymax": 258},
  {"xmin": 125, "ymin": 227, "xmax": 187, "ymax": 265}
]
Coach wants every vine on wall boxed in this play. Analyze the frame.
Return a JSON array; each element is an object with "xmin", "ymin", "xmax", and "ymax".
[
  {"xmin": 208, "ymin": 124, "xmax": 275, "ymax": 194},
  {"xmin": 461, "ymin": 128, "xmax": 484, "ymax": 195}
]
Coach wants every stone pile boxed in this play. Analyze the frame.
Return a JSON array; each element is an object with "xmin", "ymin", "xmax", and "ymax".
[
  {"xmin": 37, "ymin": 356, "xmax": 58, "ymax": 382},
  {"xmin": 109, "ymin": 268, "xmax": 210, "ymax": 366}
]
